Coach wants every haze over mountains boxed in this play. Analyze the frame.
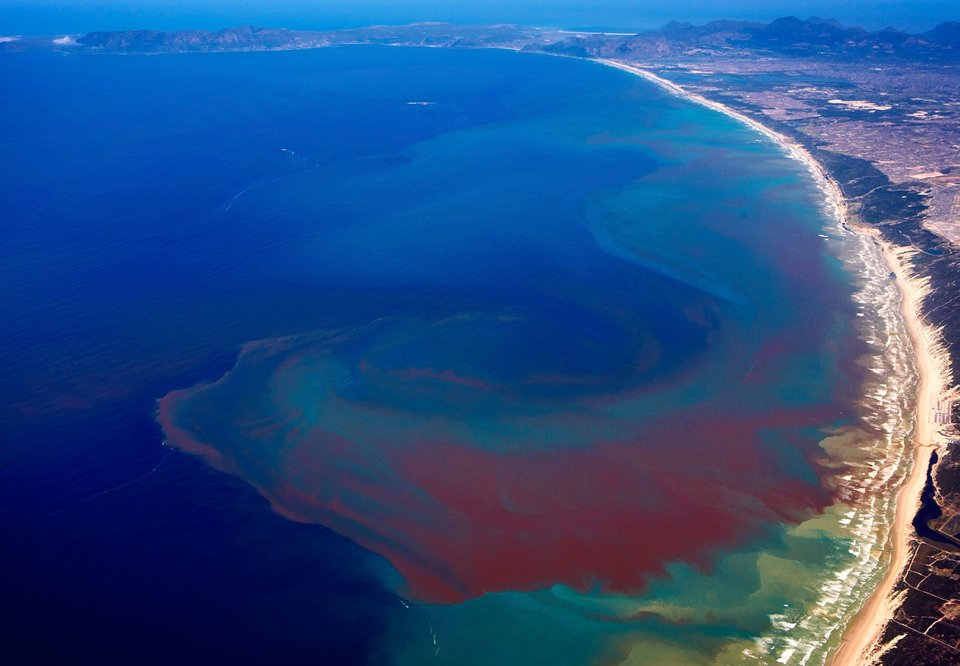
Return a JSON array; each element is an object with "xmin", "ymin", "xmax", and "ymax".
[
  {"xmin": 4, "ymin": 16, "xmax": 957, "ymax": 62},
  {"xmin": 1, "ymin": 0, "xmax": 956, "ymax": 34}
]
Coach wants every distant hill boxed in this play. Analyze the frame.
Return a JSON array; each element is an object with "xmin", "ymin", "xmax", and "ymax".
[
  {"xmin": 76, "ymin": 26, "xmax": 326, "ymax": 52},
  {"xmin": 5, "ymin": 17, "xmax": 958, "ymax": 60},
  {"xmin": 66, "ymin": 23, "xmax": 535, "ymax": 54},
  {"xmin": 545, "ymin": 16, "xmax": 960, "ymax": 60},
  {"xmin": 923, "ymin": 20, "xmax": 960, "ymax": 46}
]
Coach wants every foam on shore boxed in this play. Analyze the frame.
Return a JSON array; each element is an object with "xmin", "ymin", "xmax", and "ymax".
[{"xmin": 593, "ymin": 58, "xmax": 954, "ymax": 665}]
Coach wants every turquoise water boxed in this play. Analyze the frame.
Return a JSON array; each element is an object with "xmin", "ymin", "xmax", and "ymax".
[{"xmin": 2, "ymin": 46, "xmax": 872, "ymax": 663}]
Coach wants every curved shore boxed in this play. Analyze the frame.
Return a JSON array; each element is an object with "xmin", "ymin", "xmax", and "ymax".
[
  {"xmin": 830, "ymin": 242, "xmax": 947, "ymax": 665},
  {"xmin": 594, "ymin": 58, "xmax": 951, "ymax": 665}
]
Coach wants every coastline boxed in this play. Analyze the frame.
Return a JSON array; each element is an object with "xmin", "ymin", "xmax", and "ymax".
[
  {"xmin": 592, "ymin": 58, "xmax": 950, "ymax": 665},
  {"xmin": 150, "ymin": 46, "xmax": 949, "ymax": 662},
  {"xmin": 593, "ymin": 59, "xmax": 850, "ymax": 225},
  {"xmin": 830, "ymin": 242, "xmax": 948, "ymax": 665}
]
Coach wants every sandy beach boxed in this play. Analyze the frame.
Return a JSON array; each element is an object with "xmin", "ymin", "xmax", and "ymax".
[
  {"xmin": 830, "ymin": 241, "xmax": 948, "ymax": 665},
  {"xmin": 595, "ymin": 59, "xmax": 850, "ymax": 220},
  {"xmin": 595, "ymin": 58, "xmax": 951, "ymax": 665}
]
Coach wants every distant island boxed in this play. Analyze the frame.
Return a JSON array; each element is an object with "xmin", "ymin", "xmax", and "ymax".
[{"xmin": 8, "ymin": 17, "xmax": 960, "ymax": 664}]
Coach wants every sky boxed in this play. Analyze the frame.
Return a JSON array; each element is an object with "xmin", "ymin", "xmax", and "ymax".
[{"xmin": 0, "ymin": 0, "xmax": 955, "ymax": 35}]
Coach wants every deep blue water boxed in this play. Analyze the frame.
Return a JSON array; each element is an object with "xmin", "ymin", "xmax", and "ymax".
[
  {"xmin": 2, "ymin": 46, "xmax": 592, "ymax": 664},
  {"xmin": 1, "ymin": 46, "xmax": 865, "ymax": 664}
]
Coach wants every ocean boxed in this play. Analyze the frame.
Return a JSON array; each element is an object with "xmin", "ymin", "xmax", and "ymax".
[{"xmin": 0, "ymin": 46, "xmax": 912, "ymax": 664}]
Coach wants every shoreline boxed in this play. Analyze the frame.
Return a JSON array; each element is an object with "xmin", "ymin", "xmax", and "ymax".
[
  {"xmin": 593, "ymin": 59, "xmax": 850, "ymax": 227},
  {"xmin": 830, "ymin": 241, "xmax": 947, "ymax": 665},
  {"xmin": 592, "ymin": 58, "xmax": 949, "ymax": 665},
  {"xmin": 151, "ymin": 45, "xmax": 949, "ymax": 662}
]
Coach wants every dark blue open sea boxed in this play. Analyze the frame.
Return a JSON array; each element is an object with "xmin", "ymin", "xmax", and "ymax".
[{"xmin": 1, "ymin": 46, "xmax": 874, "ymax": 664}]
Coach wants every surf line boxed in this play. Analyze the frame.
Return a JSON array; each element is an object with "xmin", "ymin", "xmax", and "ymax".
[{"xmin": 581, "ymin": 56, "xmax": 953, "ymax": 666}]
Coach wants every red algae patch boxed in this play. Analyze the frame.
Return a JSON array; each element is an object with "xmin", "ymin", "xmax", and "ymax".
[{"xmin": 159, "ymin": 315, "xmax": 840, "ymax": 605}]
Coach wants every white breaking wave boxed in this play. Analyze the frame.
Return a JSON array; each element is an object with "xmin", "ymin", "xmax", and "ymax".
[
  {"xmin": 590, "ymin": 58, "xmax": 926, "ymax": 665},
  {"xmin": 743, "ymin": 227, "xmax": 920, "ymax": 665}
]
